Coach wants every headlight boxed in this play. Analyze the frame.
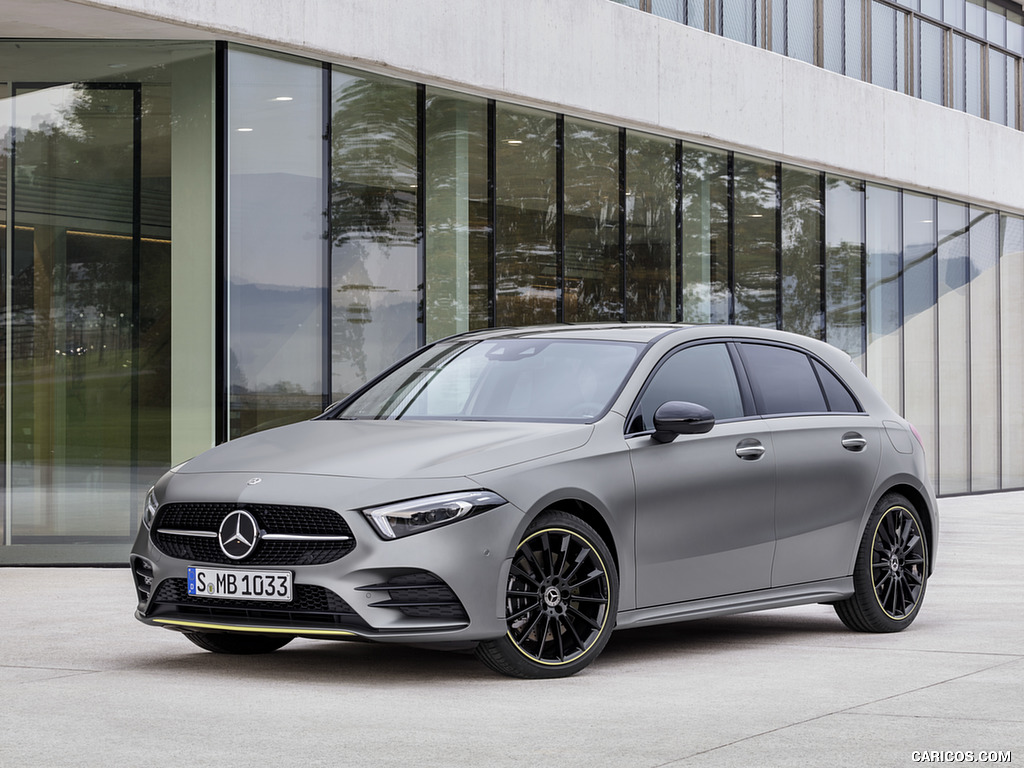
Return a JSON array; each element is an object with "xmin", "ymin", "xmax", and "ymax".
[
  {"xmin": 361, "ymin": 491, "xmax": 506, "ymax": 540},
  {"xmin": 143, "ymin": 487, "xmax": 158, "ymax": 529}
]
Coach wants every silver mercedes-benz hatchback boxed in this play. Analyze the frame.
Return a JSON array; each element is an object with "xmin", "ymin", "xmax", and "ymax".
[{"xmin": 130, "ymin": 324, "xmax": 937, "ymax": 678}]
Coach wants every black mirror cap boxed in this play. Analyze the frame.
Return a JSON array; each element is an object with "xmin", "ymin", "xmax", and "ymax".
[{"xmin": 652, "ymin": 401, "xmax": 716, "ymax": 443}]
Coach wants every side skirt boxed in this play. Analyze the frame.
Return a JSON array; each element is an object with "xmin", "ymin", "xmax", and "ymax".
[{"xmin": 615, "ymin": 577, "xmax": 854, "ymax": 630}]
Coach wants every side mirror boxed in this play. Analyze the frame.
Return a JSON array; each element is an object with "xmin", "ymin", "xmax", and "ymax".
[{"xmin": 652, "ymin": 401, "xmax": 715, "ymax": 443}]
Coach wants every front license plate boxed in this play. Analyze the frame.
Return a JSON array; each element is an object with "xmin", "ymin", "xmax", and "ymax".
[{"xmin": 187, "ymin": 566, "xmax": 293, "ymax": 602}]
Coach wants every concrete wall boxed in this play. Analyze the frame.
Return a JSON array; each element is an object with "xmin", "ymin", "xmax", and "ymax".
[{"xmin": 49, "ymin": 0, "xmax": 1024, "ymax": 214}]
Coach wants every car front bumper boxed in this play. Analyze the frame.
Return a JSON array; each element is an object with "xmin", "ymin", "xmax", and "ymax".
[{"xmin": 130, "ymin": 471, "xmax": 527, "ymax": 645}]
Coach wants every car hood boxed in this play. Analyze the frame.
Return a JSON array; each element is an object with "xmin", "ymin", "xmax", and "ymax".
[{"xmin": 178, "ymin": 419, "xmax": 594, "ymax": 479}]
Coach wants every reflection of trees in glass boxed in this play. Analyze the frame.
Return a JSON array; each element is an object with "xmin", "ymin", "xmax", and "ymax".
[
  {"xmin": 330, "ymin": 70, "xmax": 418, "ymax": 397},
  {"xmin": 680, "ymin": 144, "xmax": 729, "ymax": 323},
  {"xmin": 733, "ymin": 155, "xmax": 778, "ymax": 329},
  {"xmin": 494, "ymin": 105, "xmax": 558, "ymax": 326},
  {"xmin": 564, "ymin": 118, "xmax": 621, "ymax": 322},
  {"xmin": 781, "ymin": 166, "xmax": 823, "ymax": 339},
  {"xmin": 423, "ymin": 89, "xmax": 490, "ymax": 340},
  {"xmin": 10, "ymin": 85, "xmax": 145, "ymax": 475},
  {"xmin": 626, "ymin": 131, "xmax": 675, "ymax": 322},
  {"xmin": 15, "ymin": 86, "xmax": 136, "ymax": 329},
  {"xmin": 5, "ymin": 76, "xmax": 177, "ymax": 537},
  {"xmin": 824, "ymin": 175, "xmax": 865, "ymax": 361}
]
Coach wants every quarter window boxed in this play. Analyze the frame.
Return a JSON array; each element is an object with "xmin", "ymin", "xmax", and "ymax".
[
  {"xmin": 812, "ymin": 359, "xmax": 860, "ymax": 412},
  {"xmin": 632, "ymin": 344, "xmax": 745, "ymax": 432}
]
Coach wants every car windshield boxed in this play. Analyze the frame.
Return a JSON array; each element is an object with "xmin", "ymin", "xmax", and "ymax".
[{"xmin": 335, "ymin": 338, "xmax": 643, "ymax": 422}]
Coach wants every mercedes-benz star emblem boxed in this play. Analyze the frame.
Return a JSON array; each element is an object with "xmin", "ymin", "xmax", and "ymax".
[{"xmin": 218, "ymin": 510, "xmax": 260, "ymax": 560}]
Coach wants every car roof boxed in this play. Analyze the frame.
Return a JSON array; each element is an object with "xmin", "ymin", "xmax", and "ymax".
[
  {"xmin": 447, "ymin": 323, "xmax": 685, "ymax": 344},
  {"xmin": 441, "ymin": 323, "xmax": 856, "ymax": 370}
]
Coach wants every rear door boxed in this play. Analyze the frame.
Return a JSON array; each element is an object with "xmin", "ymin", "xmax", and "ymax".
[{"xmin": 735, "ymin": 342, "xmax": 882, "ymax": 587}]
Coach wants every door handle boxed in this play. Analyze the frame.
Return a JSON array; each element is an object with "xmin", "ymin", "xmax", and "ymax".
[
  {"xmin": 735, "ymin": 439, "xmax": 765, "ymax": 460},
  {"xmin": 842, "ymin": 432, "xmax": 867, "ymax": 452}
]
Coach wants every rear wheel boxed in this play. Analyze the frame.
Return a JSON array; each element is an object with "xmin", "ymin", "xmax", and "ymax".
[
  {"xmin": 834, "ymin": 493, "xmax": 928, "ymax": 632},
  {"xmin": 184, "ymin": 632, "xmax": 293, "ymax": 655},
  {"xmin": 476, "ymin": 510, "xmax": 618, "ymax": 679}
]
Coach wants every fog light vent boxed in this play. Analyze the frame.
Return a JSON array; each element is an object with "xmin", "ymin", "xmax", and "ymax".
[
  {"xmin": 360, "ymin": 571, "xmax": 468, "ymax": 621},
  {"xmin": 131, "ymin": 557, "xmax": 155, "ymax": 606}
]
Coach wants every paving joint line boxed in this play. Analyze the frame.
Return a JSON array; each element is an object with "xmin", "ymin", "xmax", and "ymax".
[{"xmin": 650, "ymin": 655, "xmax": 1022, "ymax": 766}]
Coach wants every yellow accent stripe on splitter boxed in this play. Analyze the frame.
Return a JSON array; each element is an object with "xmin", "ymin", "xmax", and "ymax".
[{"xmin": 153, "ymin": 619, "xmax": 356, "ymax": 637}]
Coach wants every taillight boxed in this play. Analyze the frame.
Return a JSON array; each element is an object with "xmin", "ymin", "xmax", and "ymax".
[{"xmin": 909, "ymin": 422, "xmax": 925, "ymax": 449}]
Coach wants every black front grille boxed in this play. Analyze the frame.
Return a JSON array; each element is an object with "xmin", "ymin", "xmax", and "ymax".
[
  {"xmin": 148, "ymin": 578, "xmax": 369, "ymax": 631},
  {"xmin": 363, "ymin": 571, "xmax": 469, "ymax": 622},
  {"xmin": 152, "ymin": 502, "xmax": 355, "ymax": 566}
]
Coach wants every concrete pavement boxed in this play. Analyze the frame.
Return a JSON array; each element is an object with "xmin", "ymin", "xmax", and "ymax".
[{"xmin": 1, "ymin": 492, "xmax": 1022, "ymax": 767}]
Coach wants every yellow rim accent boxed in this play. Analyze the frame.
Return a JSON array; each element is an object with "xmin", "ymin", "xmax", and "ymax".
[
  {"xmin": 154, "ymin": 619, "xmax": 356, "ymax": 637},
  {"xmin": 506, "ymin": 526, "xmax": 612, "ymax": 667},
  {"xmin": 870, "ymin": 505, "xmax": 922, "ymax": 621}
]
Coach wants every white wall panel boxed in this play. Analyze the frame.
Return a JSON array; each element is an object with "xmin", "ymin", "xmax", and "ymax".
[{"xmin": 41, "ymin": 0, "xmax": 1024, "ymax": 215}]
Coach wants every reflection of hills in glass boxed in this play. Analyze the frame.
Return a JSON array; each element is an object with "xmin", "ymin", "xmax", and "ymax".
[{"xmin": 228, "ymin": 280, "xmax": 415, "ymax": 396}]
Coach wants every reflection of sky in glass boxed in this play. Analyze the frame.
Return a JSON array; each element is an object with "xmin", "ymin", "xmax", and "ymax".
[
  {"xmin": 903, "ymin": 193, "xmax": 937, "ymax": 318},
  {"xmin": 228, "ymin": 49, "xmax": 323, "ymax": 288},
  {"xmin": 9, "ymin": 85, "xmax": 80, "ymax": 134}
]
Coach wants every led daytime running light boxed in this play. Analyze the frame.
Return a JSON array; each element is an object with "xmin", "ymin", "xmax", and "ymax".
[
  {"xmin": 362, "ymin": 491, "xmax": 506, "ymax": 540},
  {"xmin": 143, "ymin": 488, "xmax": 158, "ymax": 529}
]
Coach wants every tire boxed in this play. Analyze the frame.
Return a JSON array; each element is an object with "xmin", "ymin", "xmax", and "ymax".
[
  {"xmin": 184, "ymin": 632, "xmax": 294, "ymax": 655},
  {"xmin": 834, "ymin": 492, "xmax": 928, "ymax": 633},
  {"xmin": 475, "ymin": 510, "xmax": 618, "ymax": 679}
]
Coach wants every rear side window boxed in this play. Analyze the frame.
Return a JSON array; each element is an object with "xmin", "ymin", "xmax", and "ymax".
[
  {"xmin": 740, "ymin": 343, "xmax": 828, "ymax": 415},
  {"xmin": 739, "ymin": 343, "xmax": 862, "ymax": 415},
  {"xmin": 631, "ymin": 343, "xmax": 745, "ymax": 431}
]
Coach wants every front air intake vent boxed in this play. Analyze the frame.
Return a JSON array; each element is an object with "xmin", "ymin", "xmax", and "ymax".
[
  {"xmin": 361, "ymin": 571, "xmax": 469, "ymax": 622},
  {"xmin": 131, "ymin": 557, "xmax": 155, "ymax": 606},
  {"xmin": 147, "ymin": 578, "xmax": 370, "ymax": 632}
]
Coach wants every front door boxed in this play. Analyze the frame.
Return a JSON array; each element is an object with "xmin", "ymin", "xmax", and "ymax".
[{"xmin": 627, "ymin": 342, "xmax": 776, "ymax": 608}]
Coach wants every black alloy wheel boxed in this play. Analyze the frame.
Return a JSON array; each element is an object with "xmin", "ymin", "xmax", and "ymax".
[
  {"xmin": 835, "ymin": 492, "xmax": 928, "ymax": 632},
  {"xmin": 476, "ymin": 510, "xmax": 618, "ymax": 678}
]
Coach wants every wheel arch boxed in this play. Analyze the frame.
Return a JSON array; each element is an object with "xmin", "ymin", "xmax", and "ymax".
[
  {"xmin": 875, "ymin": 482, "xmax": 937, "ymax": 576},
  {"xmin": 544, "ymin": 498, "xmax": 620, "ymax": 575}
]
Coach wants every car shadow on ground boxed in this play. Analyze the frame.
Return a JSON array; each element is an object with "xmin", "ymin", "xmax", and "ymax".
[
  {"xmin": 600, "ymin": 606, "xmax": 850, "ymax": 662},
  {"xmin": 138, "ymin": 606, "xmax": 848, "ymax": 684}
]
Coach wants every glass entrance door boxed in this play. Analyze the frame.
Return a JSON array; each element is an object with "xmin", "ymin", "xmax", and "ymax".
[{"xmin": 4, "ymin": 82, "xmax": 141, "ymax": 553}]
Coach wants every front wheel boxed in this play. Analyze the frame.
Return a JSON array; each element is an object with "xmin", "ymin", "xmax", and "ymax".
[
  {"xmin": 834, "ymin": 493, "xmax": 929, "ymax": 633},
  {"xmin": 184, "ymin": 632, "xmax": 293, "ymax": 655},
  {"xmin": 476, "ymin": 510, "xmax": 618, "ymax": 679}
]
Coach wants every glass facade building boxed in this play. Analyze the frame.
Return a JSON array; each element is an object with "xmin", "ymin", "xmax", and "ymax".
[
  {"xmin": 619, "ymin": 0, "xmax": 1024, "ymax": 129},
  {"xmin": 1, "ymin": 4, "xmax": 1023, "ymax": 564}
]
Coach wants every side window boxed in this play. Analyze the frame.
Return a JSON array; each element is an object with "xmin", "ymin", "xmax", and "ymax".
[
  {"xmin": 812, "ymin": 359, "xmax": 861, "ymax": 412},
  {"xmin": 740, "ymin": 343, "xmax": 828, "ymax": 415},
  {"xmin": 632, "ymin": 344, "xmax": 744, "ymax": 432}
]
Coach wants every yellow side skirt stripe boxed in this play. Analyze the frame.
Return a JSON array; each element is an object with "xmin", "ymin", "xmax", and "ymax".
[{"xmin": 154, "ymin": 618, "xmax": 356, "ymax": 637}]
